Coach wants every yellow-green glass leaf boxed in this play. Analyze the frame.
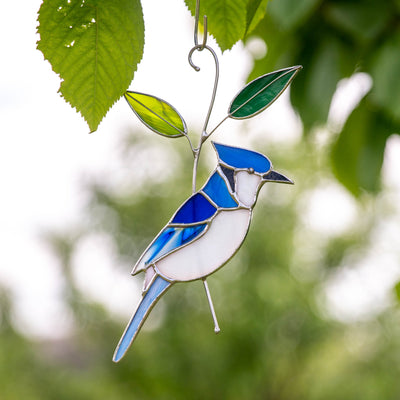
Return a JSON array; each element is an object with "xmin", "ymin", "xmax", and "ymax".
[
  {"xmin": 229, "ymin": 66, "xmax": 302, "ymax": 119},
  {"xmin": 125, "ymin": 91, "xmax": 187, "ymax": 138}
]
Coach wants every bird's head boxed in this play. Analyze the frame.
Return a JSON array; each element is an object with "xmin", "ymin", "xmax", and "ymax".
[{"xmin": 212, "ymin": 142, "xmax": 293, "ymax": 207}]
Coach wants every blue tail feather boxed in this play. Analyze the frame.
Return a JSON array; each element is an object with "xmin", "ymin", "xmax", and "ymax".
[{"xmin": 113, "ymin": 276, "xmax": 172, "ymax": 362}]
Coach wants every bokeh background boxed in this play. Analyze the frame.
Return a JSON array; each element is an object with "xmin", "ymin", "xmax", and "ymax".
[{"xmin": 1, "ymin": 0, "xmax": 400, "ymax": 398}]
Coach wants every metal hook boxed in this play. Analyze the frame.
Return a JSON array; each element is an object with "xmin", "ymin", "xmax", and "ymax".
[
  {"xmin": 188, "ymin": 43, "xmax": 220, "ymax": 193},
  {"xmin": 187, "ymin": 45, "xmax": 219, "ymax": 139},
  {"xmin": 194, "ymin": 0, "xmax": 207, "ymax": 50}
]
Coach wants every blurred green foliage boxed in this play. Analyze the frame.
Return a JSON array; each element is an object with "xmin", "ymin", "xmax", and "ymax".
[
  {"xmin": 3, "ymin": 0, "xmax": 400, "ymax": 398},
  {"xmin": 2, "ymin": 131, "xmax": 400, "ymax": 398},
  {"xmin": 249, "ymin": 0, "xmax": 400, "ymax": 196}
]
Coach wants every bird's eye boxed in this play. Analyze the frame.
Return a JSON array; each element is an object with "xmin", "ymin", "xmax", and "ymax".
[{"xmin": 248, "ymin": 168, "xmax": 254, "ymax": 174}]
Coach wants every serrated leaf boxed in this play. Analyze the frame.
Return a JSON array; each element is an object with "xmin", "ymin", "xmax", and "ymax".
[
  {"xmin": 185, "ymin": 0, "xmax": 248, "ymax": 51},
  {"xmin": 228, "ymin": 66, "xmax": 302, "ymax": 119},
  {"xmin": 125, "ymin": 92, "xmax": 187, "ymax": 138},
  {"xmin": 37, "ymin": 0, "xmax": 144, "ymax": 132},
  {"xmin": 245, "ymin": 0, "xmax": 269, "ymax": 35}
]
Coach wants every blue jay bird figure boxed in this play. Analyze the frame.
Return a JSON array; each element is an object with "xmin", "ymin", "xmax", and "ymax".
[{"xmin": 113, "ymin": 142, "xmax": 293, "ymax": 362}]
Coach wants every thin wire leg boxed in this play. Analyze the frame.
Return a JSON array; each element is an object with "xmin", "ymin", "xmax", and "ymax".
[{"xmin": 202, "ymin": 278, "xmax": 220, "ymax": 333}]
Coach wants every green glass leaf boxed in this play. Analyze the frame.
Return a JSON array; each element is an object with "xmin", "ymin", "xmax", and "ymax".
[
  {"xmin": 37, "ymin": 0, "xmax": 144, "ymax": 133},
  {"xmin": 125, "ymin": 92, "xmax": 187, "ymax": 138},
  {"xmin": 229, "ymin": 66, "xmax": 302, "ymax": 119}
]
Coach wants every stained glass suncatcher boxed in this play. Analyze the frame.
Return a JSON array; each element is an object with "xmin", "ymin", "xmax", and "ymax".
[
  {"xmin": 112, "ymin": 0, "xmax": 301, "ymax": 363},
  {"xmin": 113, "ymin": 143, "xmax": 294, "ymax": 362}
]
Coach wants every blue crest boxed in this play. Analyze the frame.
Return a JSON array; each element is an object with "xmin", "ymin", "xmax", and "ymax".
[{"xmin": 212, "ymin": 142, "xmax": 271, "ymax": 174}]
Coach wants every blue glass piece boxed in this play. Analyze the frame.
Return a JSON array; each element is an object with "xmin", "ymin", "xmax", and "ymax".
[
  {"xmin": 203, "ymin": 171, "xmax": 237, "ymax": 208},
  {"xmin": 144, "ymin": 224, "xmax": 207, "ymax": 265},
  {"xmin": 172, "ymin": 193, "xmax": 217, "ymax": 224},
  {"xmin": 213, "ymin": 142, "xmax": 271, "ymax": 173},
  {"xmin": 113, "ymin": 276, "xmax": 171, "ymax": 362},
  {"xmin": 143, "ymin": 227, "xmax": 176, "ymax": 265},
  {"xmin": 181, "ymin": 224, "xmax": 207, "ymax": 242}
]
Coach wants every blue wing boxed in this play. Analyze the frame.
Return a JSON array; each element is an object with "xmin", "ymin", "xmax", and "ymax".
[
  {"xmin": 133, "ymin": 171, "xmax": 241, "ymax": 277},
  {"xmin": 171, "ymin": 192, "xmax": 217, "ymax": 224},
  {"xmin": 139, "ymin": 223, "xmax": 207, "ymax": 267},
  {"xmin": 132, "ymin": 192, "xmax": 217, "ymax": 275}
]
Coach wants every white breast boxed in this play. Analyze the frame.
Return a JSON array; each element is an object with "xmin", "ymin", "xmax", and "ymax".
[{"xmin": 155, "ymin": 209, "xmax": 252, "ymax": 282}]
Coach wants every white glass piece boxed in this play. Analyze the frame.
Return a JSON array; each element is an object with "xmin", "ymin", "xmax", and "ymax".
[
  {"xmin": 156, "ymin": 209, "xmax": 251, "ymax": 281},
  {"xmin": 143, "ymin": 266, "xmax": 156, "ymax": 292},
  {"xmin": 235, "ymin": 171, "xmax": 261, "ymax": 207}
]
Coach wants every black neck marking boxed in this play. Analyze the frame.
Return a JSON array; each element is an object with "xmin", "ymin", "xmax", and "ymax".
[{"xmin": 220, "ymin": 165, "xmax": 235, "ymax": 192}]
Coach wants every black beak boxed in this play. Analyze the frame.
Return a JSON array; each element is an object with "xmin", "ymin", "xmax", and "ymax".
[{"xmin": 262, "ymin": 170, "xmax": 294, "ymax": 184}]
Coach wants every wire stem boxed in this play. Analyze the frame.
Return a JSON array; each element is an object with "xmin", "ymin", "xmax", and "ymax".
[{"xmin": 202, "ymin": 278, "xmax": 221, "ymax": 333}]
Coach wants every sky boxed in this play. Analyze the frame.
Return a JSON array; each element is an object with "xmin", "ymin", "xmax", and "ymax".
[{"xmin": 1, "ymin": 0, "xmax": 400, "ymax": 340}]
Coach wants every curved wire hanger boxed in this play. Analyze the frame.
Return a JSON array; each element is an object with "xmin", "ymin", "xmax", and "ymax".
[{"xmin": 188, "ymin": 0, "xmax": 221, "ymax": 193}]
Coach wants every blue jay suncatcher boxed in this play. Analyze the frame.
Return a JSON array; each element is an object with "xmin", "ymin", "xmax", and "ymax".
[
  {"xmin": 113, "ymin": 143, "xmax": 293, "ymax": 362},
  {"xmin": 113, "ymin": 0, "xmax": 301, "ymax": 362}
]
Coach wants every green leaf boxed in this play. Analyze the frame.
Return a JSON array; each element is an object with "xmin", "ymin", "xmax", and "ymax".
[
  {"xmin": 185, "ymin": 0, "xmax": 248, "ymax": 51},
  {"xmin": 331, "ymin": 97, "xmax": 394, "ymax": 197},
  {"xmin": 37, "ymin": 0, "xmax": 144, "ymax": 132},
  {"xmin": 228, "ymin": 66, "xmax": 302, "ymax": 119},
  {"xmin": 268, "ymin": 0, "xmax": 322, "ymax": 31},
  {"xmin": 291, "ymin": 36, "xmax": 354, "ymax": 130},
  {"xmin": 324, "ymin": 2, "xmax": 391, "ymax": 43},
  {"xmin": 245, "ymin": 0, "xmax": 269, "ymax": 35},
  {"xmin": 246, "ymin": 14, "xmax": 295, "ymax": 82},
  {"xmin": 370, "ymin": 30, "xmax": 400, "ymax": 122},
  {"xmin": 125, "ymin": 92, "xmax": 187, "ymax": 138}
]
